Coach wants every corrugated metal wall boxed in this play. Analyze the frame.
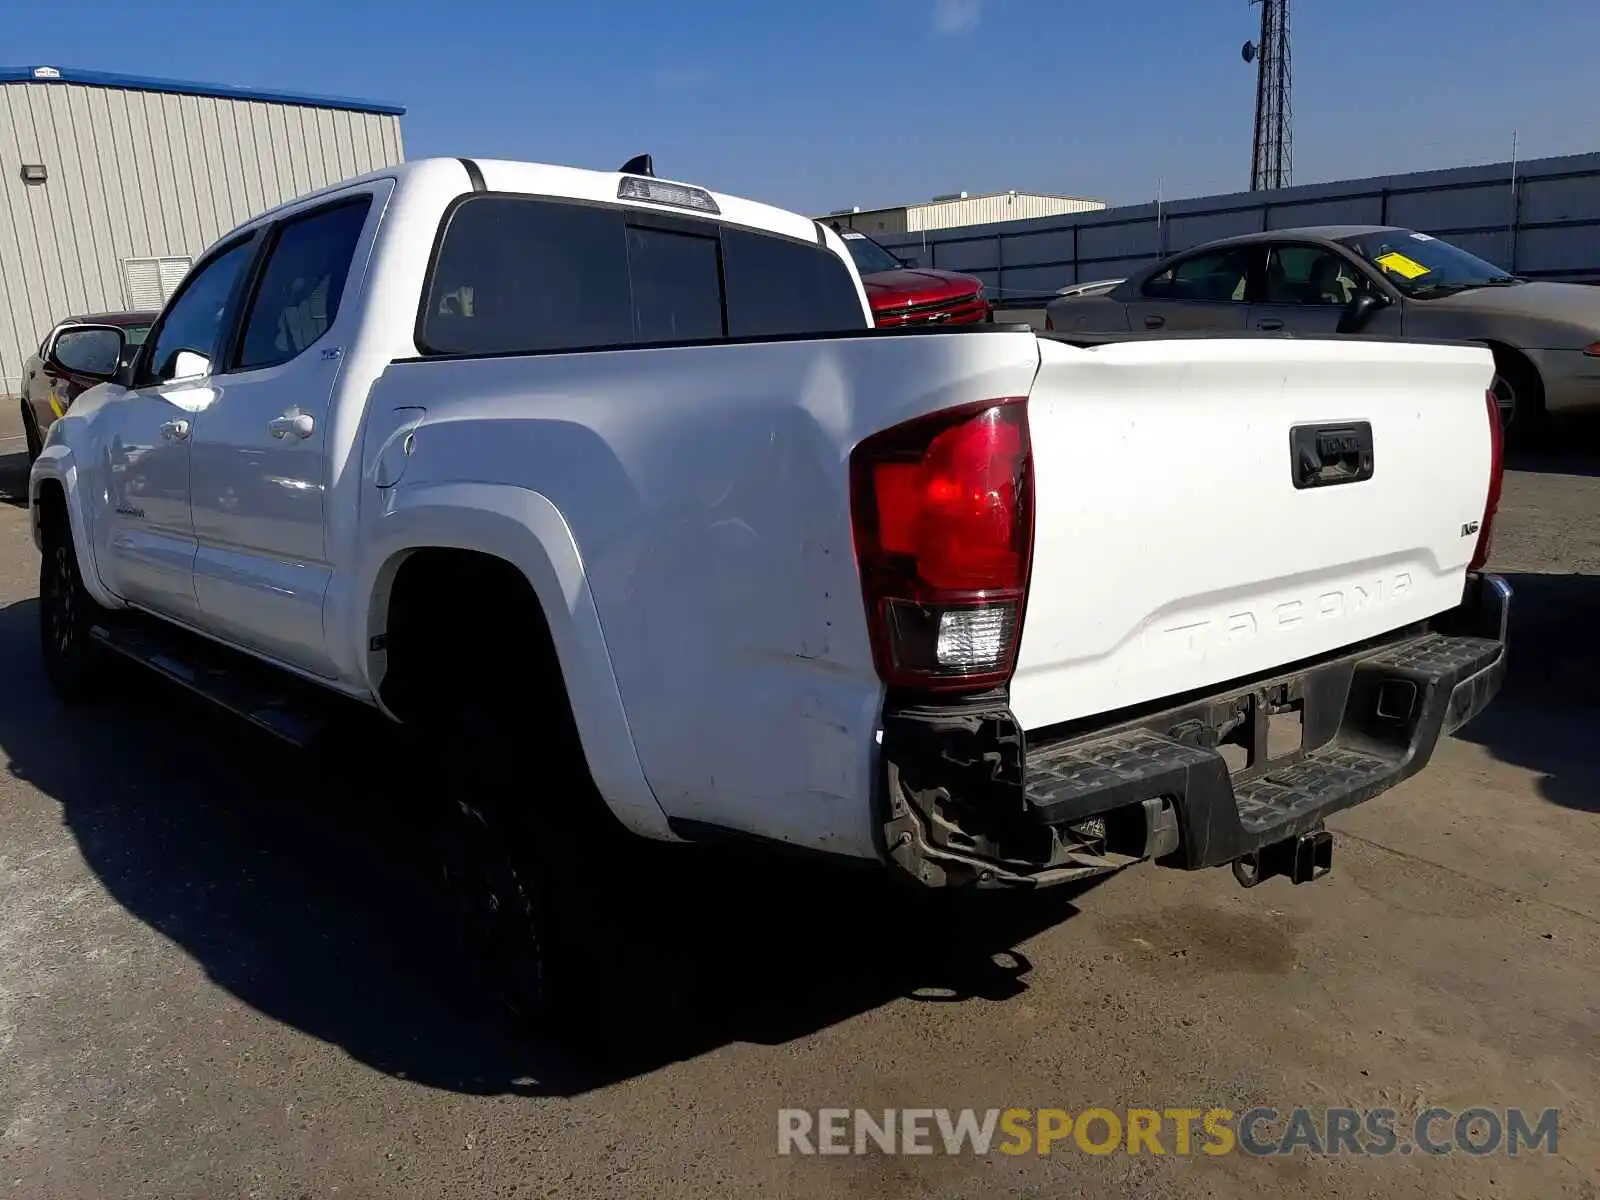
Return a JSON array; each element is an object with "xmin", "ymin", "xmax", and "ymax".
[
  {"xmin": 878, "ymin": 151, "xmax": 1600, "ymax": 305},
  {"xmin": 905, "ymin": 193, "xmax": 1105, "ymax": 232},
  {"xmin": 0, "ymin": 81, "xmax": 403, "ymax": 394},
  {"xmin": 827, "ymin": 208, "xmax": 909, "ymax": 236}
]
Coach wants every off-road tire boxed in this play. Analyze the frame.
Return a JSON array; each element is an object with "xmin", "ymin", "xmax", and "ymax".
[
  {"xmin": 438, "ymin": 706, "xmax": 692, "ymax": 1057},
  {"xmin": 38, "ymin": 505, "xmax": 110, "ymax": 704}
]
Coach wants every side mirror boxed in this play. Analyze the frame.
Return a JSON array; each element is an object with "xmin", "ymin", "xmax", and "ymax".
[
  {"xmin": 169, "ymin": 349, "xmax": 212, "ymax": 381},
  {"xmin": 1337, "ymin": 290, "xmax": 1392, "ymax": 334},
  {"xmin": 47, "ymin": 325, "xmax": 126, "ymax": 381},
  {"xmin": 896, "ymin": 254, "xmax": 923, "ymax": 269}
]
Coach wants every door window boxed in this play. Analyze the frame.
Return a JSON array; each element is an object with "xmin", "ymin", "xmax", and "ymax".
[
  {"xmin": 138, "ymin": 240, "xmax": 256, "ymax": 385},
  {"xmin": 1143, "ymin": 247, "xmax": 1255, "ymax": 303},
  {"xmin": 236, "ymin": 199, "xmax": 372, "ymax": 371},
  {"xmin": 1263, "ymin": 245, "xmax": 1366, "ymax": 306}
]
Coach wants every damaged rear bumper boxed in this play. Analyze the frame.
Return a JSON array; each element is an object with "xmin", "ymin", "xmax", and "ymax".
[{"xmin": 878, "ymin": 574, "xmax": 1510, "ymax": 888}]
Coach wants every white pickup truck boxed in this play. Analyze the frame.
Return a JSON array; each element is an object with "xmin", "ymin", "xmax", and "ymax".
[{"xmin": 29, "ymin": 156, "xmax": 1509, "ymax": 1045}]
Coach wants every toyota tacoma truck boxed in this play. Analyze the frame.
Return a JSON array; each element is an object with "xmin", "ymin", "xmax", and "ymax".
[{"xmin": 29, "ymin": 156, "xmax": 1509, "ymax": 1046}]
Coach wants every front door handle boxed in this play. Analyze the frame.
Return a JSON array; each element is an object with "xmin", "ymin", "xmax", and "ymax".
[
  {"xmin": 1257, "ymin": 318, "xmax": 1285, "ymax": 331},
  {"xmin": 268, "ymin": 411, "xmax": 315, "ymax": 440},
  {"xmin": 1143, "ymin": 314, "xmax": 1166, "ymax": 329},
  {"xmin": 160, "ymin": 418, "xmax": 190, "ymax": 441}
]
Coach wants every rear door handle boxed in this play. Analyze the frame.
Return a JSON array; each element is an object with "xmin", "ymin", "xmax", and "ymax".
[
  {"xmin": 1143, "ymin": 314, "xmax": 1165, "ymax": 329},
  {"xmin": 159, "ymin": 418, "xmax": 190, "ymax": 442},
  {"xmin": 1257, "ymin": 318, "xmax": 1285, "ymax": 331},
  {"xmin": 268, "ymin": 411, "xmax": 315, "ymax": 440}
]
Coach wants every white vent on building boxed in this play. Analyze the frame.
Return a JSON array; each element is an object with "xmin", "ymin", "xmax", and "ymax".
[{"xmin": 121, "ymin": 256, "xmax": 192, "ymax": 310}]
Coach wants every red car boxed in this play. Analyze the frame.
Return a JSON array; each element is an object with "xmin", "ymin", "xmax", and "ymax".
[
  {"xmin": 21, "ymin": 309, "xmax": 156, "ymax": 461},
  {"xmin": 837, "ymin": 230, "xmax": 991, "ymax": 327}
]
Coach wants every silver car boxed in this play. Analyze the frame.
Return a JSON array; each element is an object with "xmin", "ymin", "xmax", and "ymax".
[{"xmin": 1046, "ymin": 225, "xmax": 1600, "ymax": 437}]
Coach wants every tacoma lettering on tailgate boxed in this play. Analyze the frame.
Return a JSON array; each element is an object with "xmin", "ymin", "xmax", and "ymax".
[{"xmin": 1163, "ymin": 573, "xmax": 1414, "ymax": 656}]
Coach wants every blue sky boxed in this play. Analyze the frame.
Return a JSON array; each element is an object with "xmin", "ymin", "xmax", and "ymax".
[{"xmin": 9, "ymin": 0, "xmax": 1599, "ymax": 214}]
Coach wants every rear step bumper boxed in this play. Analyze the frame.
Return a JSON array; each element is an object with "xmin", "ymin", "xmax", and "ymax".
[{"xmin": 878, "ymin": 573, "xmax": 1509, "ymax": 888}]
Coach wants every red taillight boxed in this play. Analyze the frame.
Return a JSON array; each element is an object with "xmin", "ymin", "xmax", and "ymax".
[
  {"xmin": 850, "ymin": 399, "xmax": 1034, "ymax": 691},
  {"xmin": 1470, "ymin": 387, "xmax": 1504, "ymax": 571}
]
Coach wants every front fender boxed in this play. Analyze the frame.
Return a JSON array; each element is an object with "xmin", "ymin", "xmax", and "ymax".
[
  {"xmin": 350, "ymin": 481, "xmax": 676, "ymax": 841},
  {"xmin": 28, "ymin": 441, "xmax": 123, "ymax": 611}
]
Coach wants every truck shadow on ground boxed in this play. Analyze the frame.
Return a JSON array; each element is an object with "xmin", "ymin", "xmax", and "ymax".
[
  {"xmin": 1451, "ymin": 569, "xmax": 1600, "ymax": 814},
  {"xmin": 0, "ymin": 597, "xmax": 1091, "ymax": 1098}
]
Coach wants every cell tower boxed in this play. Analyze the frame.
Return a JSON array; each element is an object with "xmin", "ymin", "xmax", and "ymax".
[{"xmin": 1242, "ymin": 0, "xmax": 1292, "ymax": 191}]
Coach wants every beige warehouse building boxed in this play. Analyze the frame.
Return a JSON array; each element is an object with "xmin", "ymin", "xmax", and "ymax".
[
  {"xmin": 0, "ymin": 64, "xmax": 405, "ymax": 396},
  {"xmin": 821, "ymin": 189, "xmax": 1106, "ymax": 236}
]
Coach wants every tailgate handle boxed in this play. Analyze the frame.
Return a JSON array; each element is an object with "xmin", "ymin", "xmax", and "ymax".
[{"xmin": 1290, "ymin": 422, "xmax": 1374, "ymax": 489}]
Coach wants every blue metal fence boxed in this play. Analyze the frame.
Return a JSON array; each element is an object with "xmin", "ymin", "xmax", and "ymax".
[{"xmin": 875, "ymin": 151, "xmax": 1600, "ymax": 307}]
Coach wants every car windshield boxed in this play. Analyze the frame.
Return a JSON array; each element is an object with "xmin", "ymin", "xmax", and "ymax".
[
  {"xmin": 841, "ymin": 233, "xmax": 906, "ymax": 277},
  {"xmin": 1336, "ymin": 230, "xmax": 1520, "ymax": 297}
]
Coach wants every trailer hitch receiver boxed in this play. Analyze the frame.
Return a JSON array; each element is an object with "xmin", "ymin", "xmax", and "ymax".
[{"xmin": 1232, "ymin": 828, "xmax": 1333, "ymax": 888}]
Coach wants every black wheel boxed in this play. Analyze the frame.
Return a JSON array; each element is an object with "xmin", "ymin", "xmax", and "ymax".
[
  {"xmin": 21, "ymin": 403, "xmax": 43, "ymax": 464},
  {"xmin": 39, "ymin": 507, "xmax": 110, "ymax": 704},
  {"xmin": 1490, "ymin": 348, "xmax": 1547, "ymax": 445},
  {"xmin": 438, "ymin": 708, "xmax": 692, "ymax": 1056}
]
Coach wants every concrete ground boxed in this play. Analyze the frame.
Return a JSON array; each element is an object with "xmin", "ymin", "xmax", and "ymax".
[
  {"xmin": 0, "ymin": 400, "xmax": 25, "ymax": 463},
  {"xmin": 0, "ymin": 431, "xmax": 1597, "ymax": 1199}
]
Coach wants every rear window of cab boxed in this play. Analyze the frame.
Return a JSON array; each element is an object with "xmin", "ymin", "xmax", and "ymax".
[{"xmin": 417, "ymin": 194, "xmax": 867, "ymax": 356}]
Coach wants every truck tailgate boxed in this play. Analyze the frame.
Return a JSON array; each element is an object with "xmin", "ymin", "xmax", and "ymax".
[{"xmin": 1012, "ymin": 335, "xmax": 1497, "ymax": 732}]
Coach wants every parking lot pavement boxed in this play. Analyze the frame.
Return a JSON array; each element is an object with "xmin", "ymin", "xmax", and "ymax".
[{"xmin": 2, "ymin": 441, "xmax": 1599, "ymax": 1200}]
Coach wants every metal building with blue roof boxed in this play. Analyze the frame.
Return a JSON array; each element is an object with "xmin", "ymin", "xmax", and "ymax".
[{"xmin": 0, "ymin": 64, "xmax": 406, "ymax": 396}]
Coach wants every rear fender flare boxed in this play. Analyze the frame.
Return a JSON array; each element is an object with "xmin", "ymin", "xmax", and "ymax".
[{"xmin": 356, "ymin": 482, "xmax": 675, "ymax": 841}]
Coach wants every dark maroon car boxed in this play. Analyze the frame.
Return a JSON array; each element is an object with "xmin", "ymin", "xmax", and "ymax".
[
  {"xmin": 19, "ymin": 310, "xmax": 156, "ymax": 461},
  {"xmin": 837, "ymin": 230, "xmax": 991, "ymax": 327}
]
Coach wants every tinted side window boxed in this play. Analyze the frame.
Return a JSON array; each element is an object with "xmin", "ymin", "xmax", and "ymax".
[
  {"xmin": 722, "ymin": 229, "xmax": 867, "ymax": 338},
  {"xmin": 420, "ymin": 196, "xmax": 633, "ymax": 355},
  {"xmin": 140, "ymin": 239, "xmax": 256, "ymax": 384},
  {"xmin": 1264, "ymin": 244, "xmax": 1366, "ymax": 305},
  {"xmin": 1144, "ymin": 247, "xmax": 1255, "ymax": 302},
  {"xmin": 236, "ymin": 199, "xmax": 371, "ymax": 370},
  {"xmin": 626, "ymin": 225, "xmax": 723, "ymax": 342}
]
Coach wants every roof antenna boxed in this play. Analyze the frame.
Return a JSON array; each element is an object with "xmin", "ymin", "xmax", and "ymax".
[{"xmin": 620, "ymin": 153, "xmax": 654, "ymax": 177}]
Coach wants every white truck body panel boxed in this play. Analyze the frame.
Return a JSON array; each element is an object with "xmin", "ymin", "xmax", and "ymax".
[
  {"xmin": 362, "ymin": 331, "xmax": 1041, "ymax": 855},
  {"xmin": 29, "ymin": 156, "xmax": 1499, "ymax": 864},
  {"xmin": 1012, "ymin": 335, "xmax": 1495, "ymax": 731}
]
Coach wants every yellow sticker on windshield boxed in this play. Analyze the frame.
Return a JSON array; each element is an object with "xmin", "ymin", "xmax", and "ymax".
[{"xmin": 1374, "ymin": 251, "xmax": 1430, "ymax": 280}]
